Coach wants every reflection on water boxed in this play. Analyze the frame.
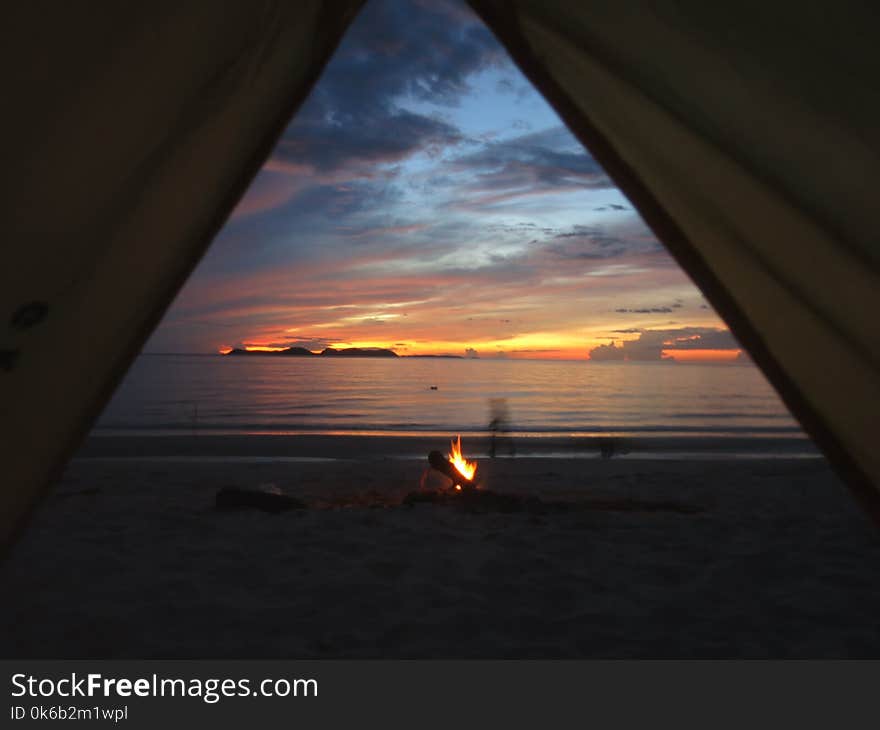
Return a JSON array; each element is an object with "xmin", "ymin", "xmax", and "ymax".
[{"xmin": 95, "ymin": 355, "xmax": 804, "ymax": 438}]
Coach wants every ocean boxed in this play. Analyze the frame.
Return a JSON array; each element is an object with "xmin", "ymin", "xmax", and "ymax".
[{"xmin": 93, "ymin": 355, "xmax": 812, "ymax": 453}]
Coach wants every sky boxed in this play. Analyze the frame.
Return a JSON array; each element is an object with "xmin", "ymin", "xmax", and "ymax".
[{"xmin": 144, "ymin": 0, "xmax": 743, "ymax": 362}]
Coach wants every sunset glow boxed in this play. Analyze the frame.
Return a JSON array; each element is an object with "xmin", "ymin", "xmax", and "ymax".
[
  {"xmin": 145, "ymin": 0, "xmax": 743, "ymax": 365},
  {"xmin": 243, "ymin": 345, "xmax": 293, "ymax": 353}
]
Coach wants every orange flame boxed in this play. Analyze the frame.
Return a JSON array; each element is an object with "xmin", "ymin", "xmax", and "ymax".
[{"xmin": 447, "ymin": 435, "xmax": 477, "ymax": 483}]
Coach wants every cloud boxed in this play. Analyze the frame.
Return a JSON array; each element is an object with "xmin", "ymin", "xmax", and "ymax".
[
  {"xmin": 333, "ymin": 0, "xmax": 501, "ymax": 109},
  {"xmin": 590, "ymin": 335, "xmax": 674, "ymax": 362},
  {"xmin": 446, "ymin": 127, "xmax": 614, "ymax": 208},
  {"xmin": 664, "ymin": 328, "xmax": 741, "ymax": 350},
  {"xmin": 615, "ymin": 307, "xmax": 673, "ymax": 313},
  {"xmin": 611, "ymin": 298, "xmax": 685, "ymax": 315},
  {"xmin": 231, "ymin": 0, "xmax": 502, "ymax": 219},
  {"xmin": 589, "ymin": 328, "xmax": 741, "ymax": 361},
  {"xmin": 269, "ymin": 0, "xmax": 499, "ymax": 170},
  {"xmin": 547, "ymin": 225, "xmax": 655, "ymax": 260},
  {"xmin": 587, "ymin": 341, "xmax": 628, "ymax": 361},
  {"xmin": 271, "ymin": 110, "xmax": 462, "ymax": 175},
  {"xmin": 335, "ymin": 222, "xmax": 428, "ymax": 238},
  {"xmin": 465, "ymin": 347, "xmax": 480, "ymax": 358}
]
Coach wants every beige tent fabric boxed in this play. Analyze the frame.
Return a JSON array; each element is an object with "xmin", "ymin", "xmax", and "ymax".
[
  {"xmin": 0, "ymin": 1, "xmax": 363, "ymax": 553},
  {"xmin": 1, "ymin": 0, "xmax": 878, "ymax": 553},
  {"xmin": 470, "ymin": 0, "xmax": 880, "ymax": 518}
]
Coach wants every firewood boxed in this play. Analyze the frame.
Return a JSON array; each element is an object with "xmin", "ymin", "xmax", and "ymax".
[{"xmin": 427, "ymin": 450, "xmax": 478, "ymax": 490}]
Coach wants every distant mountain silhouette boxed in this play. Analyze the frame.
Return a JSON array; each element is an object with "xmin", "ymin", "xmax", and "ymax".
[
  {"xmin": 224, "ymin": 347, "xmax": 398, "ymax": 358},
  {"xmin": 225, "ymin": 347, "xmax": 314, "ymax": 357},
  {"xmin": 319, "ymin": 347, "xmax": 398, "ymax": 358}
]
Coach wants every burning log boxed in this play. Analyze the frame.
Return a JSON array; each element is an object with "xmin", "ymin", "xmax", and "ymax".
[
  {"xmin": 427, "ymin": 450, "xmax": 478, "ymax": 490},
  {"xmin": 428, "ymin": 436, "xmax": 480, "ymax": 490}
]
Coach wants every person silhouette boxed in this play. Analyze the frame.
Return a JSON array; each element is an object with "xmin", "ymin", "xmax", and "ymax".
[{"xmin": 488, "ymin": 398, "xmax": 515, "ymax": 457}]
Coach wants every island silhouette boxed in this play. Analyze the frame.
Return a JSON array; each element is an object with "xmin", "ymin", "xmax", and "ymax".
[{"xmin": 224, "ymin": 347, "xmax": 398, "ymax": 358}]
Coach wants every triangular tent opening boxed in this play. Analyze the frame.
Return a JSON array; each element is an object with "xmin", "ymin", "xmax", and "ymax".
[
  {"xmin": 96, "ymin": 0, "xmax": 803, "ymax": 452},
  {"xmin": 1, "ymin": 0, "xmax": 877, "ymax": 558}
]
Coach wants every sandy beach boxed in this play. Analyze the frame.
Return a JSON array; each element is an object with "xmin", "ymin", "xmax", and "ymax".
[{"xmin": 1, "ymin": 435, "xmax": 878, "ymax": 658}]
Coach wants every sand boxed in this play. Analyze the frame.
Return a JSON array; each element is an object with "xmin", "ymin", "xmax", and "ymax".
[{"xmin": 1, "ymin": 435, "xmax": 878, "ymax": 658}]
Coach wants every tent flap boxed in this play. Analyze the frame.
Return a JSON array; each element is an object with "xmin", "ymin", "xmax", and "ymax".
[
  {"xmin": 469, "ymin": 0, "xmax": 880, "ymax": 518},
  {"xmin": 0, "ymin": 0, "xmax": 363, "ymax": 553}
]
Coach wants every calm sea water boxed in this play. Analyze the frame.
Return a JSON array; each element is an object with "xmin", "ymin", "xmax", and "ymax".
[{"xmin": 94, "ymin": 355, "xmax": 806, "ymax": 441}]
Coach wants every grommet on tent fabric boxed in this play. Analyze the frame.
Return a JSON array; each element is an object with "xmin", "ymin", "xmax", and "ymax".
[
  {"xmin": 0, "ymin": 349, "xmax": 21, "ymax": 371},
  {"xmin": 9, "ymin": 301, "xmax": 48, "ymax": 330}
]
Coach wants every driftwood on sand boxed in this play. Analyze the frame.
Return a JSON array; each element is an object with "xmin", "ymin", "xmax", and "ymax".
[{"xmin": 215, "ymin": 486, "xmax": 306, "ymax": 513}]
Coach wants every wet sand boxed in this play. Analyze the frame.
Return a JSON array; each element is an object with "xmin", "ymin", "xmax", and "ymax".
[{"xmin": 1, "ymin": 435, "xmax": 878, "ymax": 658}]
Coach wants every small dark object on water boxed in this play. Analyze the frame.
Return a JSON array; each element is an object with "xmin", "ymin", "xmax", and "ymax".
[
  {"xmin": 429, "ymin": 385, "xmax": 438, "ymax": 390},
  {"xmin": 215, "ymin": 487, "xmax": 306, "ymax": 513}
]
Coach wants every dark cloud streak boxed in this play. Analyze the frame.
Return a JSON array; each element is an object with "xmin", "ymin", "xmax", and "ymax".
[{"xmin": 271, "ymin": 0, "xmax": 500, "ymax": 176}]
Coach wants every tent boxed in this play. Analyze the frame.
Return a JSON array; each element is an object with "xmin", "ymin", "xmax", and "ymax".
[{"xmin": 1, "ymin": 0, "xmax": 877, "ymax": 554}]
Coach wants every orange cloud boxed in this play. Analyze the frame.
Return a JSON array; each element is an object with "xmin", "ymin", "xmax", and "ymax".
[{"xmin": 663, "ymin": 349, "xmax": 743, "ymax": 363}]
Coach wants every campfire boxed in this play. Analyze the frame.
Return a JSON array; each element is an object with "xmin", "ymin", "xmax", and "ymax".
[
  {"xmin": 428, "ymin": 435, "xmax": 479, "ymax": 491},
  {"xmin": 407, "ymin": 434, "xmax": 704, "ymax": 515}
]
